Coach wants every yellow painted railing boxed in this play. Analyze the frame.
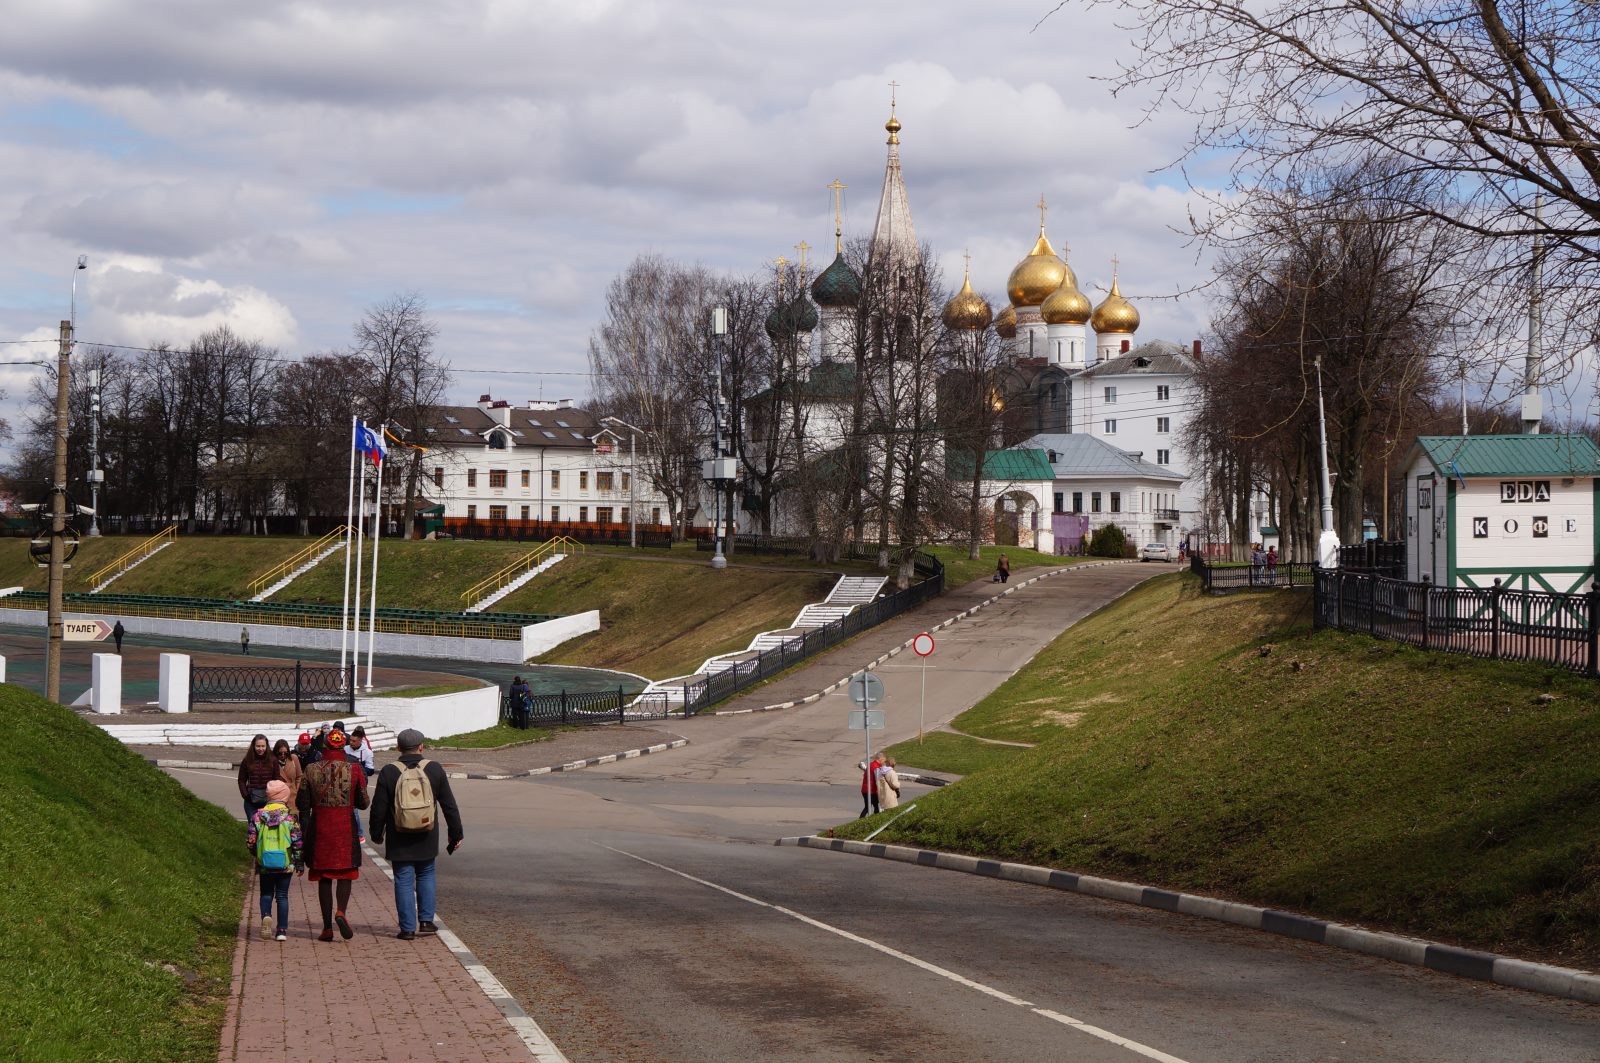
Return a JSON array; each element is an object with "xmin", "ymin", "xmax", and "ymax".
[
  {"xmin": 247, "ymin": 526, "xmax": 351, "ymax": 595},
  {"xmin": 461, "ymin": 535, "xmax": 584, "ymax": 604},
  {"xmin": 87, "ymin": 524, "xmax": 177, "ymax": 587}
]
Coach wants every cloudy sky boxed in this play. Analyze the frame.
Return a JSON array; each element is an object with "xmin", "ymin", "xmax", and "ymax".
[{"xmin": 3, "ymin": 0, "xmax": 1582, "ymax": 437}]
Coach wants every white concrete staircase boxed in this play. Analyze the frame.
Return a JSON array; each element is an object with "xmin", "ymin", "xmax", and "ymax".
[
  {"xmin": 643, "ymin": 573, "xmax": 890, "ymax": 705},
  {"xmin": 91, "ymin": 540, "xmax": 173, "ymax": 593},
  {"xmin": 251, "ymin": 541, "xmax": 346, "ymax": 602},
  {"xmin": 465, "ymin": 553, "xmax": 567, "ymax": 613}
]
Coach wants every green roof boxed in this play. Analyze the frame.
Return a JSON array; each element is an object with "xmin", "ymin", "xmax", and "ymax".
[
  {"xmin": 1410, "ymin": 434, "xmax": 1600, "ymax": 478},
  {"xmin": 947, "ymin": 448, "xmax": 1056, "ymax": 482}
]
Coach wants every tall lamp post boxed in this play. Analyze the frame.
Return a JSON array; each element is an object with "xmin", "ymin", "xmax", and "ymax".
[
  {"xmin": 1315, "ymin": 356, "xmax": 1341, "ymax": 568},
  {"xmin": 708, "ymin": 307, "xmax": 730, "ymax": 570},
  {"xmin": 75, "ymin": 257, "xmax": 103, "ymax": 537}
]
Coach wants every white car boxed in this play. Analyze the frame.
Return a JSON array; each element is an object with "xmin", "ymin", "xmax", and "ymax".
[{"xmin": 1140, "ymin": 543, "xmax": 1173, "ymax": 562}]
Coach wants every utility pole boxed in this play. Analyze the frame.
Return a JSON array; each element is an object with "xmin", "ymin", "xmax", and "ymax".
[
  {"xmin": 628, "ymin": 428, "xmax": 637, "ymax": 549},
  {"xmin": 88, "ymin": 367, "xmax": 102, "ymax": 535},
  {"xmin": 708, "ymin": 307, "xmax": 729, "ymax": 570},
  {"xmin": 1523, "ymin": 194, "xmax": 1544, "ymax": 435},
  {"xmin": 46, "ymin": 320, "xmax": 72, "ymax": 704},
  {"xmin": 1315, "ymin": 355, "xmax": 1340, "ymax": 569}
]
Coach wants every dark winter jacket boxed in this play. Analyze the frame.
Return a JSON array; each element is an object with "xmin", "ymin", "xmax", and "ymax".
[{"xmin": 368, "ymin": 755, "xmax": 463, "ymax": 863}]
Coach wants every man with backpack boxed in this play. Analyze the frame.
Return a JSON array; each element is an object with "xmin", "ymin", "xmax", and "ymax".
[{"xmin": 368, "ymin": 728, "xmax": 464, "ymax": 941}]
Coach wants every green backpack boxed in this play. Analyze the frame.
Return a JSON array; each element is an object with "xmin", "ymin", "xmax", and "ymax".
[{"xmin": 255, "ymin": 816, "xmax": 291, "ymax": 871}]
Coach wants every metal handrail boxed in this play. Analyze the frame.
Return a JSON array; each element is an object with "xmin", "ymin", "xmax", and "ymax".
[
  {"xmin": 460, "ymin": 535, "xmax": 584, "ymax": 603},
  {"xmin": 87, "ymin": 524, "xmax": 177, "ymax": 586},
  {"xmin": 247, "ymin": 526, "xmax": 351, "ymax": 593}
]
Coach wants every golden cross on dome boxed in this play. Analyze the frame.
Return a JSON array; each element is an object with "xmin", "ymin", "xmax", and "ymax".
[
  {"xmin": 795, "ymin": 240, "xmax": 810, "ymax": 274},
  {"xmin": 963, "ymin": 249, "xmax": 972, "ymax": 279},
  {"xmin": 1111, "ymin": 253, "xmax": 1120, "ymax": 278},
  {"xmin": 889, "ymin": 80, "xmax": 899, "ymax": 111},
  {"xmin": 828, "ymin": 179, "xmax": 846, "ymax": 252},
  {"xmin": 1037, "ymin": 194, "xmax": 1048, "ymax": 234}
]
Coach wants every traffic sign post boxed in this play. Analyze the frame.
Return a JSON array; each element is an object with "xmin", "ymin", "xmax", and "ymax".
[
  {"xmin": 848, "ymin": 669, "xmax": 885, "ymax": 767},
  {"xmin": 912, "ymin": 632, "xmax": 935, "ymax": 744}
]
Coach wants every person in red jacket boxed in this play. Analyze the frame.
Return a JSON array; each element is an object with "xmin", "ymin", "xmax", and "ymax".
[{"xmin": 860, "ymin": 754, "xmax": 882, "ymax": 818}]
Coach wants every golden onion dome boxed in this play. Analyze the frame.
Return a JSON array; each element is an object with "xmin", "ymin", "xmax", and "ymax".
[
  {"xmin": 995, "ymin": 304, "xmax": 1017, "ymax": 339},
  {"xmin": 1040, "ymin": 273, "xmax": 1092, "ymax": 325},
  {"xmin": 941, "ymin": 273, "xmax": 993, "ymax": 331},
  {"xmin": 1090, "ymin": 274, "xmax": 1140, "ymax": 334},
  {"xmin": 1007, "ymin": 233, "xmax": 1073, "ymax": 308}
]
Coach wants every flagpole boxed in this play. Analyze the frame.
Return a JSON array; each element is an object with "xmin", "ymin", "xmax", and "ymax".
[
  {"xmin": 339, "ymin": 414, "xmax": 358, "ymax": 681},
  {"xmin": 351, "ymin": 425, "xmax": 368, "ymax": 694},
  {"xmin": 364, "ymin": 424, "xmax": 385, "ymax": 690}
]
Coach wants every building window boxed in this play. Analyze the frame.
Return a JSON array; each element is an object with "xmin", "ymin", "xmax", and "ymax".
[
  {"xmin": 1157, "ymin": 417, "xmax": 1170, "ymax": 433},
  {"xmin": 466, "ymin": 504, "xmax": 477, "ymax": 521},
  {"xmin": 1091, "ymin": 492, "xmax": 1102, "ymax": 513},
  {"xmin": 620, "ymin": 507, "xmax": 630, "ymax": 524},
  {"xmin": 1104, "ymin": 419, "xmax": 1117, "ymax": 434},
  {"xmin": 596, "ymin": 506, "xmax": 614, "ymax": 525},
  {"xmin": 1157, "ymin": 449, "xmax": 1170, "ymax": 465},
  {"xmin": 432, "ymin": 467, "xmax": 443, "ymax": 488},
  {"xmin": 1110, "ymin": 492, "xmax": 1121, "ymax": 513},
  {"xmin": 622, "ymin": 472, "xmax": 631, "ymax": 491},
  {"xmin": 521, "ymin": 470, "xmax": 530, "ymax": 488},
  {"xmin": 578, "ymin": 506, "xmax": 588, "ymax": 522},
  {"xmin": 579, "ymin": 471, "xmax": 589, "ymax": 490},
  {"xmin": 1072, "ymin": 492, "xmax": 1083, "ymax": 513},
  {"xmin": 551, "ymin": 470, "xmax": 561, "ymax": 490},
  {"xmin": 489, "ymin": 431, "xmax": 508, "ymax": 450},
  {"xmin": 1157, "ymin": 385, "xmax": 1170, "ymax": 401},
  {"xmin": 1053, "ymin": 492, "xmax": 1064, "ymax": 513},
  {"xmin": 489, "ymin": 469, "xmax": 507, "ymax": 489},
  {"xmin": 466, "ymin": 469, "xmax": 477, "ymax": 488},
  {"xmin": 1104, "ymin": 386, "xmax": 1117, "ymax": 403},
  {"xmin": 489, "ymin": 505, "xmax": 508, "ymax": 521},
  {"xmin": 520, "ymin": 505, "xmax": 530, "ymax": 521},
  {"xmin": 597, "ymin": 471, "xmax": 614, "ymax": 492},
  {"xmin": 651, "ymin": 507, "xmax": 662, "ymax": 524},
  {"xmin": 550, "ymin": 505, "xmax": 560, "ymax": 521}
]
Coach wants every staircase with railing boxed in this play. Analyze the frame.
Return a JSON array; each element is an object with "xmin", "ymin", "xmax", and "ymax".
[
  {"xmin": 461, "ymin": 535, "xmax": 585, "ymax": 613},
  {"xmin": 247, "ymin": 526, "xmax": 351, "ymax": 601},
  {"xmin": 87, "ymin": 525, "xmax": 178, "ymax": 593}
]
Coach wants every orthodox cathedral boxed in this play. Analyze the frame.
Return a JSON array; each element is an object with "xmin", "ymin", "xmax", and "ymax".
[{"xmin": 755, "ymin": 102, "xmax": 1205, "ymax": 554}]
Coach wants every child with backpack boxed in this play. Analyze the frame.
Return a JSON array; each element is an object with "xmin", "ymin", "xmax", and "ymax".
[{"xmin": 247, "ymin": 780, "xmax": 304, "ymax": 941}]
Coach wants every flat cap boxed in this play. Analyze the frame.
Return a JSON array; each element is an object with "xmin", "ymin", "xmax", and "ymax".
[{"xmin": 397, "ymin": 728, "xmax": 426, "ymax": 749}]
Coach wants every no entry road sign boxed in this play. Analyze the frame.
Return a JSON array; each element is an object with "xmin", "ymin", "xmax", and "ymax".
[{"xmin": 912, "ymin": 632, "xmax": 935, "ymax": 656}]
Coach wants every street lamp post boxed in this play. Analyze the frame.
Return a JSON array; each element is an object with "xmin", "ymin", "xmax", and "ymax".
[
  {"xmin": 708, "ymin": 308, "xmax": 729, "ymax": 570},
  {"xmin": 1315, "ymin": 356, "xmax": 1341, "ymax": 568}
]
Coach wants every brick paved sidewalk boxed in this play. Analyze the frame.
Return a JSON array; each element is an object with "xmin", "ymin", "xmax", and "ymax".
[{"xmin": 217, "ymin": 861, "xmax": 542, "ymax": 1062}]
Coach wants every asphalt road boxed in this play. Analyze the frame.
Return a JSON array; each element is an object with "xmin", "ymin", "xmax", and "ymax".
[{"xmin": 164, "ymin": 567, "xmax": 1600, "ymax": 1061}]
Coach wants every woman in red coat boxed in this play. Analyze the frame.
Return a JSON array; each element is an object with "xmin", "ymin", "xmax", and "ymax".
[{"xmin": 301, "ymin": 729, "xmax": 367, "ymax": 941}]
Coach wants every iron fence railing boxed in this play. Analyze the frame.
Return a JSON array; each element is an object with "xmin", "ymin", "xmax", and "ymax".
[
  {"xmin": 1190, "ymin": 556, "xmax": 1317, "ymax": 592},
  {"xmin": 499, "ymin": 686, "xmax": 672, "ymax": 726},
  {"xmin": 675, "ymin": 549, "xmax": 944, "ymax": 714},
  {"xmin": 1313, "ymin": 569, "xmax": 1597, "ymax": 674},
  {"xmin": 1336, "ymin": 540, "xmax": 1407, "ymax": 578},
  {"xmin": 190, "ymin": 661, "xmax": 356, "ymax": 712}
]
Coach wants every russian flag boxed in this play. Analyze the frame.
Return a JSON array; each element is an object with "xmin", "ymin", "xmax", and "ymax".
[{"xmin": 354, "ymin": 422, "xmax": 387, "ymax": 465}]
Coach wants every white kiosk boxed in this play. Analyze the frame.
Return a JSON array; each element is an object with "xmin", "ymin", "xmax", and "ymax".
[{"xmin": 1403, "ymin": 434, "xmax": 1600, "ymax": 593}]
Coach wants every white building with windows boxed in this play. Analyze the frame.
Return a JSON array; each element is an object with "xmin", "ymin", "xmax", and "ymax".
[
  {"xmin": 415, "ymin": 396, "xmax": 670, "ymax": 533},
  {"xmin": 1024, "ymin": 433, "xmax": 1188, "ymax": 553}
]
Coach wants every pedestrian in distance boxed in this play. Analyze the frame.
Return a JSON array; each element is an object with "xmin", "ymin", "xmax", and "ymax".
[
  {"xmin": 238, "ymin": 733, "xmax": 276, "ymax": 823},
  {"xmin": 996, "ymin": 553, "xmax": 1010, "ymax": 584},
  {"xmin": 272, "ymin": 737, "xmax": 303, "ymax": 810},
  {"xmin": 111, "ymin": 620, "xmax": 125, "ymax": 655},
  {"xmin": 510, "ymin": 676, "xmax": 532, "ymax": 729},
  {"xmin": 878, "ymin": 756, "xmax": 901, "ymax": 810},
  {"xmin": 1266, "ymin": 545, "xmax": 1279, "ymax": 585},
  {"xmin": 240, "ymin": 626, "xmax": 251, "ymax": 655},
  {"xmin": 860, "ymin": 753, "xmax": 882, "ymax": 818},
  {"xmin": 369, "ymin": 728, "xmax": 464, "ymax": 941},
  {"xmin": 301, "ymin": 729, "xmax": 368, "ymax": 942},
  {"xmin": 247, "ymin": 780, "xmax": 304, "ymax": 941}
]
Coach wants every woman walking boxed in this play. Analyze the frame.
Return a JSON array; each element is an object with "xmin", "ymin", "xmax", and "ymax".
[
  {"xmin": 246, "ymin": 780, "xmax": 304, "ymax": 941},
  {"xmin": 300, "ymin": 729, "xmax": 368, "ymax": 941},
  {"xmin": 272, "ymin": 738, "xmax": 303, "ymax": 810},
  {"xmin": 237, "ymin": 734, "xmax": 276, "ymax": 823},
  {"xmin": 877, "ymin": 756, "xmax": 901, "ymax": 810}
]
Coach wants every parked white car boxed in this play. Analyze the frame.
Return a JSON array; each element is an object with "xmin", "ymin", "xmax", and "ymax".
[{"xmin": 1140, "ymin": 543, "xmax": 1173, "ymax": 562}]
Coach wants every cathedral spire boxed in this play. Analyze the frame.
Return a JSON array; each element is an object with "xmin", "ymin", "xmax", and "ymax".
[{"xmin": 869, "ymin": 84, "xmax": 917, "ymax": 272}]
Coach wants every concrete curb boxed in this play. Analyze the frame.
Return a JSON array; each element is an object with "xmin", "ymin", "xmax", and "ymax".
[
  {"xmin": 144, "ymin": 738, "xmax": 690, "ymax": 781},
  {"xmin": 741, "ymin": 560, "xmax": 1137, "ymax": 714},
  {"xmin": 362, "ymin": 847, "xmax": 569, "ymax": 1062},
  {"xmin": 774, "ymin": 835, "xmax": 1600, "ymax": 1005}
]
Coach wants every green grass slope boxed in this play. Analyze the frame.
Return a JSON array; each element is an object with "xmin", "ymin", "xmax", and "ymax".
[
  {"xmin": 850, "ymin": 573, "xmax": 1600, "ymax": 968},
  {"xmin": 0, "ymin": 687, "xmax": 246, "ymax": 1061},
  {"xmin": 105, "ymin": 536, "xmax": 312, "ymax": 598},
  {"xmin": 281, "ymin": 538, "xmax": 540, "ymax": 610}
]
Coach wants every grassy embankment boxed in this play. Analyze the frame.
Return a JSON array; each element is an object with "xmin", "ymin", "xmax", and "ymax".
[
  {"xmin": 1, "ymin": 686, "xmax": 245, "ymax": 1061},
  {"xmin": 852, "ymin": 572, "xmax": 1600, "ymax": 968}
]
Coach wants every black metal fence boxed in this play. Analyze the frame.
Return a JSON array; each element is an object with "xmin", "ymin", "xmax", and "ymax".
[
  {"xmin": 1313, "ymin": 569, "xmax": 1598, "ymax": 674},
  {"xmin": 676, "ymin": 550, "xmax": 945, "ymax": 714},
  {"xmin": 694, "ymin": 534, "xmax": 812, "ymax": 557},
  {"xmin": 1189, "ymin": 553, "xmax": 1317, "ymax": 592},
  {"xmin": 499, "ymin": 686, "xmax": 672, "ymax": 726},
  {"xmin": 443, "ymin": 518, "xmax": 673, "ymax": 548},
  {"xmin": 1336, "ymin": 540, "xmax": 1406, "ymax": 578},
  {"xmin": 190, "ymin": 662, "xmax": 356, "ymax": 712}
]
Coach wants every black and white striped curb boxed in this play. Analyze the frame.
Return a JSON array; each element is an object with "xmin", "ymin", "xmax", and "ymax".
[
  {"xmin": 362, "ymin": 847, "xmax": 568, "ymax": 1062},
  {"xmin": 443, "ymin": 738, "xmax": 689, "ymax": 780},
  {"xmin": 736, "ymin": 560, "xmax": 1136, "ymax": 715},
  {"xmin": 775, "ymin": 835, "xmax": 1600, "ymax": 1004},
  {"xmin": 145, "ymin": 738, "xmax": 689, "ymax": 780}
]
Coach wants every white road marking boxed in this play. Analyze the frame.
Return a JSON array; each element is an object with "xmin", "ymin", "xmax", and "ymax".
[{"xmin": 600, "ymin": 844, "xmax": 1191, "ymax": 1063}]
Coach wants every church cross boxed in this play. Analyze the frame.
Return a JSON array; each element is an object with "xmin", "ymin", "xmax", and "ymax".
[
  {"xmin": 828, "ymin": 178, "xmax": 846, "ymax": 252},
  {"xmin": 1037, "ymin": 194, "xmax": 1048, "ymax": 234},
  {"xmin": 888, "ymin": 80, "xmax": 899, "ymax": 110},
  {"xmin": 795, "ymin": 240, "xmax": 810, "ymax": 274}
]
